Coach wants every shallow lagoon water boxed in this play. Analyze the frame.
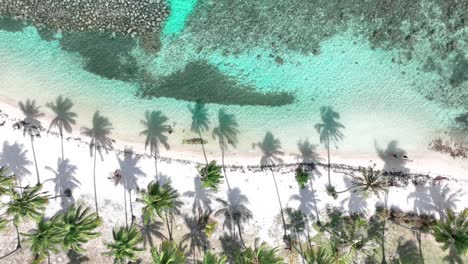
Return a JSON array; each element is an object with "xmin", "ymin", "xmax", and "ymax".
[{"xmin": 0, "ymin": 1, "xmax": 465, "ymax": 159}]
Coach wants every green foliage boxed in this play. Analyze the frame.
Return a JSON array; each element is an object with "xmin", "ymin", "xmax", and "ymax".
[
  {"xmin": 205, "ymin": 219, "xmax": 218, "ymax": 238},
  {"xmin": 325, "ymin": 184, "xmax": 337, "ymax": 199},
  {"xmin": 236, "ymin": 240, "xmax": 283, "ymax": 264},
  {"xmin": 198, "ymin": 251, "xmax": 227, "ymax": 264},
  {"xmin": 105, "ymin": 225, "xmax": 143, "ymax": 263},
  {"xmin": 151, "ymin": 240, "xmax": 186, "ymax": 264},
  {"xmin": 138, "ymin": 181, "xmax": 179, "ymax": 224},
  {"xmin": 304, "ymin": 246, "xmax": 334, "ymax": 264},
  {"xmin": 6, "ymin": 184, "xmax": 49, "ymax": 226},
  {"xmin": 55, "ymin": 205, "xmax": 101, "ymax": 253},
  {"xmin": 0, "ymin": 166, "xmax": 16, "ymax": 196},
  {"xmin": 295, "ymin": 166, "xmax": 310, "ymax": 189},
  {"xmin": 433, "ymin": 209, "xmax": 468, "ymax": 264},
  {"xmin": 25, "ymin": 216, "xmax": 64, "ymax": 264},
  {"xmin": 198, "ymin": 161, "xmax": 223, "ymax": 191},
  {"xmin": 352, "ymin": 166, "xmax": 388, "ymax": 198}
]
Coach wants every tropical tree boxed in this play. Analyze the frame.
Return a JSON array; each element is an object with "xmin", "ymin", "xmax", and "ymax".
[
  {"xmin": 212, "ymin": 109, "xmax": 239, "ymax": 189},
  {"xmin": 0, "ymin": 166, "xmax": 16, "ymax": 195},
  {"xmin": 433, "ymin": 209, "xmax": 468, "ymax": 264},
  {"xmin": 140, "ymin": 110, "xmax": 171, "ymax": 180},
  {"xmin": 189, "ymin": 101, "xmax": 210, "ymax": 164},
  {"xmin": 255, "ymin": 132, "xmax": 287, "ymax": 240},
  {"xmin": 80, "ymin": 111, "xmax": 113, "ymax": 217},
  {"xmin": 304, "ymin": 246, "xmax": 334, "ymax": 264},
  {"xmin": 314, "ymin": 106, "xmax": 345, "ymax": 186},
  {"xmin": 198, "ymin": 251, "xmax": 227, "ymax": 264},
  {"xmin": 285, "ymin": 208, "xmax": 307, "ymax": 260},
  {"xmin": 151, "ymin": 240, "xmax": 186, "ymax": 264},
  {"xmin": 18, "ymin": 99, "xmax": 44, "ymax": 185},
  {"xmin": 46, "ymin": 96, "xmax": 77, "ymax": 159},
  {"xmin": 25, "ymin": 216, "xmax": 64, "ymax": 264},
  {"xmin": 198, "ymin": 161, "xmax": 223, "ymax": 191},
  {"xmin": 295, "ymin": 166, "xmax": 310, "ymax": 189},
  {"xmin": 55, "ymin": 205, "xmax": 101, "ymax": 253},
  {"xmin": 104, "ymin": 225, "xmax": 143, "ymax": 264},
  {"xmin": 237, "ymin": 239, "xmax": 283, "ymax": 264},
  {"xmin": 329, "ymin": 166, "xmax": 388, "ymax": 199},
  {"xmin": 6, "ymin": 184, "xmax": 49, "ymax": 249},
  {"xmin": 138, "ymin": 181, "xmax": 179, "ymax": 241}
]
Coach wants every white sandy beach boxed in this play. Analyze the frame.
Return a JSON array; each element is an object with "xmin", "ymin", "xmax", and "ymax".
[{"xmin": 0, "ymin": 99, "xmax": 467, "ymax": 263}]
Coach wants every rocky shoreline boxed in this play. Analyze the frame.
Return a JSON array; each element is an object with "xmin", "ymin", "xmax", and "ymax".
[{"xmin": 0, "ymin": 0, "xmax": 169, "ymax": 36}]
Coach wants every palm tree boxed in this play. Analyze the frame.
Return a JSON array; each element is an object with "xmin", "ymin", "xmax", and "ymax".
[
  {"xmin": 285, "ymin": 208, "xmax": 307, "ymax": 261},
  {"xmin": 331, "ymin": 166, "xmax": 388, "ymax": 199},
  {"xmin": 55, "ymin": 205, "xmax": 101, "ymax": 253},
  {"xmin": 140, "ymin": 110, "xmax": 171, "ymax": 180},
  {"xmin": 254, "ymin": 132, "xmax": 286, "ymax": 240},
  {"xmin": 151, "ymin": 240, "xmax": 186, "ymax": 264},
  {"xmin": 117, "ymin": 151, "xmax": 145, "ymax": 227},
  {"xmin": 46, "ymin": 96, "xmax": 77, "ymax": 159},
  {"xmin": 304, "ymin": 246, "xmax": 334, "ymax": 264},
  {"xmin": 432, "ymin": 209, "xmax": 468, "ymax": 264},
  {"xmin": 189, "ymin": 101, "xmax": 211, "ymax": 165},
  {"xmin": 25, "ymin": 216, "xmax": 64, "ymax": 264},
  {"xmin": 212, "ymin": 109, "xmax": 239, "ymax": 190},
  {"xmin": 81, "ymin": 111, "xmax": 113, "ymax": 217},
  {"xmin": 314, "ymin": 106, "xmax": 345, "ymax": 186},
  {"xmin": 6, "ymin": 184, "xmax": 49, "ymax": 249},
  {"xmin": 198, "ymin": 161, "xmax": 223, "ymax": 191},
  {"xmin": 104, "ymin": 225, "xmax": 143, "ymax": 264},
  {"xmin": 198, "ymin": 251, "xmax": 227, "ymax": 264},
  {"xmin": 137, "ymin": 181, "xmax": 179, "ymax": 241},
  {"xmin": 18, "ymin": 99, "xmax": 44, "ymax": 185},
  {"xmin": 295, "ymin": 166, "xmax": 310, "ymax": 189},
  {"xmin": 0, "ymin": 166, "xmax": 16, "ymax": 195},
  {"xmin": 237, "ymin": 239, "xmax": 283, "ymax": 264}
]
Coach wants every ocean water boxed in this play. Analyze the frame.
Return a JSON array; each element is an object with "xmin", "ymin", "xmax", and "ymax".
[{"xmin": 0, "ymin": 1, "xmax": 466, "ymax": 160}]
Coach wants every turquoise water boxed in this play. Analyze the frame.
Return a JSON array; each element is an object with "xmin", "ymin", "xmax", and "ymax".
[
  {"xmin": 162, "ymin": 0, "xmax": 197, "ymax": 36},
  {"xmin": 0, "ymin": 1, "xmax": 466, "ymax": 158}
]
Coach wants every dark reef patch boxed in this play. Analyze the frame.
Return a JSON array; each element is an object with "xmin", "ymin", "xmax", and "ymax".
[
  {"xmin": 137, "ymin": 61, "xmax": 294, "ymax": 106},
  {"xmin": 0, "ymin": 16, "xmax": 26, "ymax": 32},
  {"xmin": 449, "ymin": 53, "xmax": 468, "ymax": 88},
  {"xmin": 59, "ymin": 32, "xmax": 139, "ymax": 81}
]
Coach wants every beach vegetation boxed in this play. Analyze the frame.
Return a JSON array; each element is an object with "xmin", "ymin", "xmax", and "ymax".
[
  {"xmin": 104, "ymin": 225, "xmax": 143, "ymax": 264},
  {"xmin": 236, "ymin": 239, "xmax": 283, "ymax": 264},
  {"xmin": 198, "ymin": 161, "xmax": 223, "ymax": 191},
  {"xmin": 151, "ymin": 240, "xmax": 186, "ymax": 264},
  {"xmin": 433, "ymin": 209, "xmax": 468, "ymax": 264},
  {"xmin": 198, "ymin": 250, "xmax": 227, "ymax": 264},
  {"xmin": 295, "ymin": 165, "xmax": 310, "ymax": 189},
  {"xmin": 25, "ymin": 216, "xmax": 64, "ymax": 264}
]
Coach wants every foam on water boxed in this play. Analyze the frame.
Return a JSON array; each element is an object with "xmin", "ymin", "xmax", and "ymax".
[{"xmin": 0, "ymin": 25, "xmax": 462, "ymax": 158}]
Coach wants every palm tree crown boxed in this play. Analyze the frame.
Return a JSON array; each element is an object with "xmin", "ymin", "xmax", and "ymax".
[
  {"xmin": 432, "ymin": 209, "xmax": 468, "ymax": 264},
  {"xmin": 151, "ymin": 240, "xmax": 186, "ymax": 264},
  {"xmin": 0, "ymin": 166, "xmax": 16, "ymax": 196},
  {"xmin": 238, "ymin": 240, "xmax": 283, "ymax": 264},
  {"xmin": 6, "ymin": 185, "xmax": 49, "ymax": 225},
  {"xmin": 26, "ymin": 216, "xmax": 64, "ymax": 264},
  {"xmin": 198, "ymin": 161, "xmax": 223, "ymax": 191},
  {"xmin": 304, "ymin": 246, "xmax": 334, "ymax": 264},
  {"xmin": 198, "ymin": 251, "xmax": 227, "ymax": 264},
  {"xmin": 105, "ymin": 225, "xmax": 143, "ymax": 263},
  {"xmin": 56, "ymin": 205, "xmax": 102, "ymax": 253},
  {"xmin": 138, "ymin": 181, "xmax": 179, "ymax": 224},
  {"xmin": 352, "ymin": 166, "xmax": 388, "ymax": 198},
  {"xmin": 47, "ymin": 96, "xmax": 77, "ymax": 134}
]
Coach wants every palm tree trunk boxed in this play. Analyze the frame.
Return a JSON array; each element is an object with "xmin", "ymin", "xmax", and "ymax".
[
  {"xmin": 295, "ymin": 229, "xmax": 306, "ymax": 264},
  {"xmin": 198, "ymin": 130, "xmax": 208, "ymax": 165},
  {"xmin": 164, "ymin": 213, "xmax": 173, "ymax": 241},
  {"xmin": 93, "ymin": 146, "xmax": 99, "ymax": 217},
  {"xmin": 221, "ymin": 147, "xmax": 231, "ymax": 191},
  {"xmin": 270, "ymin": 169, "xmax": 287, "ymax": 239},
  {"xmin": 30, "ymin": 135, "xmax": 40, "ymax": 185},
  {"xmin": 327, "ymin": 136, "xmax": 331, "ymax": 186},
  {"xmin": 154, "ymin": 157, "xmax": 158, "ymax": 181},
  {"xmin": 47, "ymin": 252, "xmax": 50, "ymax": 264},
  {"xmin": 381, "ymin": 218, "xmax": 387, "ymax": 264},
  {"xmin": 15, "ymin": 223, "xmax": 21, "ymax": 249},
  {"xmin": 123, "ymin": 185, "xmax": 128, "ymax": 228}
]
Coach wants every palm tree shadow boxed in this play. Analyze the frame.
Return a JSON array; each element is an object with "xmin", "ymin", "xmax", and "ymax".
[
  {"xmin": 184, "ymin": 177, "xmax": 214, "ymax": 216},
  {"xmin": 0, "ymin": 141, "xmax": 32, "ymax": 187},
  {"xmin": 295, "ymin": 138, "xmax": 322, "ymax": 177},
  {"xmin": 188, "ymin": 100, "xmax": 211, "ymax": 164},
  {"xmin": 255, "ymin": 132, "xmax": 283, "ymax": 169},
  {"xmin": 340, "ymin": 176, "xmax": 368, "ymax": 215},
  {"xmin": 409, "ymin": 183, "xmax": 462, "ymax": 220},
  {"xmin": 182, "ymin": 211, "xmax": 211, "ymax": 261},
  {"xmin": 290, "ymin": 185, "xmax": 321, "ymax": 222},
  {"xmin": 374, "ymin": 140, "xmax": 410, "ymax": 173},
  {"xmin": 45, "ymin": 158, "xmax": 80, "ymax": 210},
  {"xmin": 137, "ymin": 215, "xmax": 166, "ymax": 249},
  {"xmin": 394, "ymin": 237, "xmax": 422, "ymax": 263},
  {"xmin": 66, "ymin": 250, "xmax": 90, "ymax": 264},
  {"xmin": 117, "ymin": 150, "xmax": 146, "ymax": 221}
]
